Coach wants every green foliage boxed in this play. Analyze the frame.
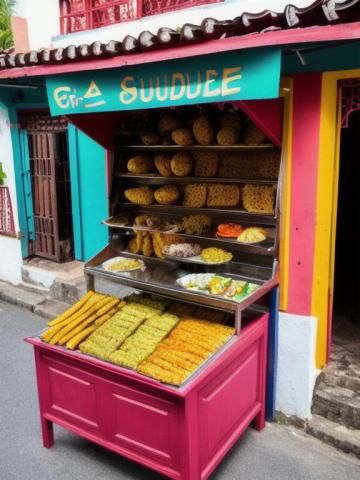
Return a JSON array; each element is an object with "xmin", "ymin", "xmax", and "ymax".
[
  {"xmin": 0, "ymin": 162, "xmax": 7, "ymax": 185},
  {"xmin": 0, "ymin": 0, "xmax": 14, "ymax": 51}
]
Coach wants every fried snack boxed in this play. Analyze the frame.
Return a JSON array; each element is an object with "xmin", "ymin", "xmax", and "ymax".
[
  {"xmin": 109, "ymin": 313, "xmax": 179, "ymax": 369},
  {"xmin": 154, "ymin": 153, "xmax": 172, "ymax": 176},
  {"xmin": 217, "ymin": 127, "xmax": 239, "ymax": 145},
  {"xmin": 152, "ymin": 233, "xmax": 185, "ymax": 259},
  {"xmin": 47, "ymin": 290, "xmax": 95, "ymax": 326},
  {"xmin": 219, "ymin": 152, "xmax": 260, "ymax": 178},
  {"xmin": 170, "ymin": 152, "xmax": 192, "ymax": 176},
  {"xmin": 193, "ymin": 307, "xmax": 227, "ymax": 324},
  {"xmin": 154, "ymin": 185, "xmax": 180, "ymax": 205},
  {"xmin": 158, "ymin": 112, "xmax": 182, "ymax": 135},
  {"xmin": 183, "ymin": 183, "xmax": 207, "ymax": 207},
  {"xmin": 242, "ymin": 184, "xmax": 274, "ymax": 213},
  {"xmin": 66, "ymin": 326, "xmax": 96, "ymax": 350},
  {"xmin": 124, "ymin": 186, "xmax": 154, "ymax": 205},
  {"xmin": 193, "ymin": 151, "xmax": 219, "ymax": 177},
  {"xmin": 127, "ymin": 155, "xmax": 153, "ymax": 174},
  {"xmin": 128, "ymin": 237, "xmax": 141, "ymax": 254},
  {"xmin": 258, "ymin": 151, "xmax": 280, "ymax": 179},
  {"xmin": 171, "ymin": 127, "xmax": 193, "ymax": 146},
  {"xmin": 182, "ymin": 215, "xmax": 212, "ymax": 235},
  {"xmin": 142, "ymin": 233, "xmax": 154, "ymax": 257},
  {"xmin": 125, "ymin": 293, "xmax": 168, "ymax": 312},
  {"xmin": 207, "ymin": 184, "xmax": 240, "ymax": 207},
  {"xmin": 163, "ymin": 243, "xmax": 202, "ymax": 258},
  {"xmin": 217, "ymin": 112, "xmax": 242, "ymax": 131},
  {"xmin": 237, "ymin": 227, "xmax": 268, "ymax": 243},
  {"xmin": 244, "ymin": 123, "xmax": 266, "ymax": 145},
  {"xmin": 201, "ymin": 247, "xmax": 233, "ymax": 263},
  {"xmin": 193, "ymin": 115, "xmax": 214, "ymax": 145},
  {"xmin": 138, "ymin": 317, "xmax": 234, "ymax": 385},
  {"xmin": 135, "ymin": 230, "xmax": 143, "ymax": 251},
  {"xmin": 140, "ymin": 132, "xmax": 160, "ymax": 146},
  {"xmin": 134, "ymin": 214, "xmax": 161, "ymax": 228}
]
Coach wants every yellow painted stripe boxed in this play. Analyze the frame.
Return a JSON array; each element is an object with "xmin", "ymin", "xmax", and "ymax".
[
  {"xmin": 312, "ymin": 69, "xmax": 360, "ymax": 368},
  {"xmin": 279, "ymin": 77, "xmax": 293, "ymax": 312}
]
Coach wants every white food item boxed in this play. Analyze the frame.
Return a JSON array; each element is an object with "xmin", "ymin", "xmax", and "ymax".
[
  {"xmin": 163, "ymin": 243, "xmax": 202, "ymax": 258},
  {"xmin": 177, "ymin": 273, "xmax": 215, "ymax": 290}
]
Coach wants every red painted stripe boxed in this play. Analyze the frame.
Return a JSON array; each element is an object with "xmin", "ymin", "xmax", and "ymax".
[
  {"xmin": 286, "ymin": 73, "xmax": 322, "ymax": 315},
  {"xmin": 0, "ymin": 23, "xmax": 359, "ymax": 79}
]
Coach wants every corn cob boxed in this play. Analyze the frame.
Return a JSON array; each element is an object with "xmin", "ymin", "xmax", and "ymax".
[
  {"xmin": 49, "ymin": 297, "xmax": 112, "ymax": 345},
  {"xmin": 66, "ymin": 326, "xmax": 96, "ymax": 350},
  {"xmin": 47, "ymin": 291, "xmax": 95, "ymax": 326}
]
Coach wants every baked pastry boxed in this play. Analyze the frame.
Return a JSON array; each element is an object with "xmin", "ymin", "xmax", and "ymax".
[
  {"xmin": 193, "ymin": 115, "xmax": 214, "ymax": 145},
  {"xmin": 183, "ymin": 184, "xmax": 207, "ymax": 207},
  {"xmin": 217, "ymin": 112, "xmax": 242, "ymax": 131},
  {"xmin": 193, "ymin": 151, "xmax": 219, "ymax": 177},
  {"xmin": 172, "ymin": 127, "xmax": 194, "ymax": 146},
  {"xmin": 258, "ymin": 151, "xmax": 280, "ymax": 179},
  {"xmin": 154, "ymin": 185, "xmax": 180, "ymax": 205},
  {"xmin": 140, "ymin": 132, "xmax": 160, "ymax": 146},
  {"xmin": 244, "ymin": 123, "xmax": 266, "ymax": 145},
  {"xmin": 154, "ymin": 154, "xmax": 172, "ymax": 176},
  {"xmin": 134, "ymin": 215, "xmax": 161, "ymax": 228},
  {"xmin": 207, "ymin": 184, "xmax": 240, "ymax": 207},
  {"xmin": 182, "ymin": 215, "xmax": 212, "ymax": 235},
  {"xmin": 217, "ymin": 127, "xmax": 239, "ymax": 145},
  {"xmin": 237, "ymin": 227, "xmax": 268, "ymax": 243},
  {"xmin": 127, "ymin": 155, "xmax": 153, "ymax": 174},
  {"xmin": 158, "ymin": 112, "xmax": 182, "ymax": 135},
  {"xmin": 163, "ymin": 243, "xmax": 202, "ymax": 258},
  {"xmin": 171, "ymin": 152, "xmax": 192, "ymax": 176},
  {"xmin": 142, "ymin": 233, "xmax": 154, "ymax": 256},
  {"xmin": 242, "ymin": 184, "xmax": 274, "ymax": 213},
  {"xmin": 124, "ymin": 186, "xmax": 154, "ymax": 205}
]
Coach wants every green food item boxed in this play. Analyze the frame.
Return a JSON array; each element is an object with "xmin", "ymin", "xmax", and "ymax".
[{"xmin": 209, "ymin": 276, "xmax": 232, "ymax": 295}]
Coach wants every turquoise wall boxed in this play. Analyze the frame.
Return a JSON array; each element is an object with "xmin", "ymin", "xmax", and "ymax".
[{"xmin": 68, "ymin": 124, "xmax": 108, "ymax": 261}]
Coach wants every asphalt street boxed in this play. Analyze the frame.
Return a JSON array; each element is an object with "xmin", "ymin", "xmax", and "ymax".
[{"xmin": 1, "ymin": 300, "xmax": 359, "ymax": 480}]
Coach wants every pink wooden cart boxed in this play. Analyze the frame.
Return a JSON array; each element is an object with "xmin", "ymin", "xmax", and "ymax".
[{"xmin": 26, "ymin": 312, "xmax": 268, "ymax": 480}]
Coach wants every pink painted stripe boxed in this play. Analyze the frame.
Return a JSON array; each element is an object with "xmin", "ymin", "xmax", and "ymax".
[{"xmin": 286, "ymin": 73, "xmax": 322, "ymax": 315}]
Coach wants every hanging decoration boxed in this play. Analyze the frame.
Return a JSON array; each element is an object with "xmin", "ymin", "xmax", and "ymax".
[{"xmin": 0, "ymin": 186, "xmax": 16, "ymax": 237}]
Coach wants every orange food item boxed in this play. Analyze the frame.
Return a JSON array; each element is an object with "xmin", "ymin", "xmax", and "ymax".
[{"xmin": 216, "ymin": 223, "xmax": 243, "ymax": 238}]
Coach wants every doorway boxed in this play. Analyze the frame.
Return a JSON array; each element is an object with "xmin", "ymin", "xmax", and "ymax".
[
  {"xmin": 332, "ymin": 105, "xmax": 360, "ymax": 338},
  {"xmin": 20, "ymin": 113, "xmax": 74, "ymax": 263}
]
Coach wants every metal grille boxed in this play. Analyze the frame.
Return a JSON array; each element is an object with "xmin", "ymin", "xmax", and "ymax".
[
  {"xmin": 28, "ymin": 133, "xmax": 61, "ymax": 261},
  {"xmin": 0, "ymin": 186, "xmax": 16, "ymax": 237}
]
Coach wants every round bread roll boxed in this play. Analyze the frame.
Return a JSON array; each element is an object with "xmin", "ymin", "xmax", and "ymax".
[
  {"xmin": 154, "ymin": 185, "xmax": 180, "ymax": 205},
  {"xmin": 193, "ymin": 115, "xmax": 214, "ymax": 145},
  {"xmin": 124, "ymin": 186, "xmax": 154, "ymax": 205},
  {"xmin": 154, "ymin": 154, "xmax": 172, "ymax": 176},
  {"xmin": 217, "ymin": 127, "xmax": 239, "ymax": 146},
  {"xmin": 172, "ymin": 127, "xmax": 194, "ymax": 146},
  {"xmin": 127, "ymin": 155, "xmax": 153, "ymax": 174},
  {"xmin": 171, "ymin": 152, "xmax": 192, "ymax": 176},
  {"xmin": 158, "ymin": 112, "xmax": 182, "ymax": 135}
]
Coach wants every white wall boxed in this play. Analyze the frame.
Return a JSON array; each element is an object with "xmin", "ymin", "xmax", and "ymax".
[
  {"xmin": 276, "ymin": 312, "xmax": 319, "ymax": 420},
  {"xmin": 14, "ymin": 0, "xmax": 315, "ymax": 50},
  {"xmin": 0, "ymin": 104, "xmax": 23, "ymax": 285}
]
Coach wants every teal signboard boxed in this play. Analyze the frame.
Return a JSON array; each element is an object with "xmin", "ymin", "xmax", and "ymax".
[{"xmin": 46, "ymin": 49, "xmax": 281, "ymax": 115}]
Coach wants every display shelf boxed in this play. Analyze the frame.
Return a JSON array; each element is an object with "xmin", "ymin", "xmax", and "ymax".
[
  {"xmin": 103, "ymin": 222, "xmax": 276, "ymax": 256},
  {"xmin": 85, "ymin": 245, "xmax": 278, "ymax": 315},
  {"xmin": 118, "ymin": 144, "xmax": 277, "ymax": 152},
  {"xmin": 117, "ymin": 203, "xmax": 278, "ymax": 225},
  {"xmin": 115, "ymin": 173, "xmax": 278, "ymax": 186}
]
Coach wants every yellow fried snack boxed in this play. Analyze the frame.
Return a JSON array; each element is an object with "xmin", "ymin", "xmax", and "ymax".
[
  {"xmin": 154, "ymin": 153, "xmax": 172, "ymax": 176},
  {"xmin": 134, "ymin": 214, "xmax": 161, "ymax": 228},
  {"xmin": 201, "ymin": 247, "xmax": 233, "ymax": 263},
  {"xmin": 237, "ymin": 227, "xmax": 268, "ymax": 243},
  {"xmin": 171, "ymin": 127, "xmax": 193, "ymax": 146},
  {"xmin": 127, "ymin": 237, "xmax": 140, "ymax": 254},
  {"xmin": 242, "ymin": 184, "xmax": 274, "ymax": 213},
  {"xmin": 124, "ymin": 186, "xmax": 154, "ymax": 205},
  {"xmin": 47, "ymin": 290, "xmax": 95, "ymax": 326},
  {"xmin": 66, "ymin": 325, "xmax": 97, "ymax": 350},
  {"xmin": 217, "ymin": 126, "xmax": 239, "ymax": 145},
  {"xmin": 158, "ymin": 112, "xmax": 182, "ymax": 135},
  {"xmin": 219, "ymin": 152, "xmax": 261, "ymax": 178},
  {"xmin": 217, "ymin": 112, "xmax": 242, "ymax": 131},
  {"xmin": 207, "ymin": 184, "xmax": 240, "ymax": 207},
  {"xmin": 258, "ymin": 151, "xmax": 280, "ymax": 179},
  {"xmin": 142, "ymin": 233, "xmax": 154, "ymax": 257},
  {"xmin": 181, "ymin": 215, "xmax": 212, "ymax": 235},
  {"xmin": 193, "ymin": 115, "xmax": 214, "ymax": 145},
  {"xmin": 127, "ymin": 155, "xmax": 153, "ymax": 174},
  {"xmin": 193, "ymin": 151, "xmax": 218, "ymax": 177},
  {"xmin": 171, "ymin": 152, "xmax": 192, "ymax": 176},
  {"xmin": 183, "ymin": 183, "xmax": 207, "ymax": 207},
  {"xmin": 154, "ymin": 185, "xmax": 180, "ymax": 205},
  {"xmin": 152, "ymin": 233, "xmax": 185, "ymax": 258}
]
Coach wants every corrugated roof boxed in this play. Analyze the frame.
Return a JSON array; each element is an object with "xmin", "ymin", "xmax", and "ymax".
[{"xmin": 0, "ymin": 0, "xmax": 359, "ymax": 71}]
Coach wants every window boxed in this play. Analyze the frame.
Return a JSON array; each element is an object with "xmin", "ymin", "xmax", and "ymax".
[
  {"xmin": 60, "ymin": 0, "xmax": 142, "ymax": 34},
  {"xmin": 60, "ymin": 0, "xmax": 222, "ymax": 33}
]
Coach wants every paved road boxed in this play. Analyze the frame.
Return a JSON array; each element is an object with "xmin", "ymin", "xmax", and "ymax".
[{"xmin": 1, "ymin": 300, "xmax": 359, "ymax": 480}]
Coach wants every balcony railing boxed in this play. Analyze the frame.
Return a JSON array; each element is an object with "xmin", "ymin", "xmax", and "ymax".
[{"xmin": 60, "ymin": 0, "xmax": 222, "ymax": 34}]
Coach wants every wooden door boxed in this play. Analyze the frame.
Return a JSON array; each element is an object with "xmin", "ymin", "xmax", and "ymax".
[{"xmin": 28, "ymin": 132, "xmax": 61, "ymax": 261}]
